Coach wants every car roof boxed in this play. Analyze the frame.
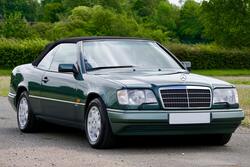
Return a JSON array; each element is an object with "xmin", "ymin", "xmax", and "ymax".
[
  {"xmin": 32, "ymin": 36, "xmax": 152, "ymax": 66},
  {"xmin": 56, "ymin": 36, "xmax": 151, "ymax": 43}
]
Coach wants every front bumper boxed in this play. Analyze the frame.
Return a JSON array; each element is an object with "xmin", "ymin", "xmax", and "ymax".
[
  {"xmin": 8, "ymin": 92, "xmax": 16, "ymax": 111},
  {"xmin": 107, "ymin": 108, "xmax": 244, "ymax": 136}
]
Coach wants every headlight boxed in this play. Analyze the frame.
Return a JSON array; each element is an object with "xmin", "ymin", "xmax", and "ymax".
[
  {"xmin": 213, "ymin": 88, "xmax": 239, "ymax": 105},
  {"xmin": 117, "ymin": 89, "xmax": 157, "ymax": 105}
]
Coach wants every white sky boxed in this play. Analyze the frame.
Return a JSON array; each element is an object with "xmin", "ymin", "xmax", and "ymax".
[{"xmin": 168, "ymin": 0, "xmax": 203, "ymax": 6}]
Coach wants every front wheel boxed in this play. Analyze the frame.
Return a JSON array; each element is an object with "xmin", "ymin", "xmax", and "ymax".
[
  {"xmin": 17, "ymin": 91, "xmax": 37, "ymax": 132},
  {"xmin": 85, "ymin": 98, "xmax": 115, "ymax": 149}
]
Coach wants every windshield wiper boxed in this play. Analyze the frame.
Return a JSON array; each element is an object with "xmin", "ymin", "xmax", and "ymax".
[{"xmin": 88, "ymin": 65, "xmax": 135, "ymax": 71}]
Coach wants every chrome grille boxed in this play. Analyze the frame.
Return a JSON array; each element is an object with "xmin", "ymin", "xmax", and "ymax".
[{"xmin": 159, "ymin": 86, "xmax": 211, "ymax": 109}]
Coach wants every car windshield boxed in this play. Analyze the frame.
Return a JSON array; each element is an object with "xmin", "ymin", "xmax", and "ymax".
[{"xmin": 82, "ymin": 40, "xmax": 183, "ymax": 71}]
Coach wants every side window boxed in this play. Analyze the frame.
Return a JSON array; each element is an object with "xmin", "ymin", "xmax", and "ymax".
[
  {"xmin": 37, "ymin": 46, "xmax": 58, "ymax": 70},
  {"xmin": 49, "ymin": 43, "xmax": 78, "ymax": 72}
]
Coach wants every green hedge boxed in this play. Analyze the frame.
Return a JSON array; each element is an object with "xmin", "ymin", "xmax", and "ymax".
[
  {"xmin": 167, "ymin": 43, "xmax": 250, "ymax": 69},
  {"xmin": 0, "ymin": 38, "xmax": 49, "ymax": 69},
  {"xmin": 0, "ymin": 38, "xmax": 250, "ymax": 69}
]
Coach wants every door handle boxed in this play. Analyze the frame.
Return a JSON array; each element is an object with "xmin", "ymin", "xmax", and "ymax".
[{"xmin": 42, "ymin": 76, "xmax": 49, "ymax": 83}]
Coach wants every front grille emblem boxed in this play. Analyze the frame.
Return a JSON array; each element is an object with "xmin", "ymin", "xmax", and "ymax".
[{"xmin": 180, "ymin": 74, "xmax": 187, "ymax": 82}]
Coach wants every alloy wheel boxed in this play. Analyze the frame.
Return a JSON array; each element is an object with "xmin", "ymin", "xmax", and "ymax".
[
  {"xmin": 87, "ymin": 106, "xmax": 102, "ymax": 143},
  {"xmin": 18, "ymin": 97, "xmax": 29, "ymax": 129}
]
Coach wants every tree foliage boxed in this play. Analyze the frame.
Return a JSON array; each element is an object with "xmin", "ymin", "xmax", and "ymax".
[
  {"xmin": 42, "ymin": 2, "xmax": 65, "ymax": 22},
  {"xmin": 0, "ymin": 12, "xmax": 34, "ymax": 39},
  {"xmin": 0, "ymin": 0, "xmax": 39, "ymax": 21},
  {"xmin": 0, "ymin": 0, "xmax": 249, "ymax": 47},
  {"xmin": 178, "ymin": 0, "xmax": 204, "ymax": 43},
  {"xmin": 44, "ymin": 5, "xmax": 167, "ymax": 42},
  {"xmin": 201, "ymin": 0, "xmax": 250, "ymax": 47},
  {"xmin": 132, "ymin": 0, "xmax": 161, "ymax": 18},
  {"xmin": 154, "ymin": 1, "xmax": 179, "ymax": 38}
]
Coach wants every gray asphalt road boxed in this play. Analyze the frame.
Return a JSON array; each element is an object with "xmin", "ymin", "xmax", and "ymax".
[{"xmin": 0, "ymin": 97, "xmax": 250, "ymax": 167}]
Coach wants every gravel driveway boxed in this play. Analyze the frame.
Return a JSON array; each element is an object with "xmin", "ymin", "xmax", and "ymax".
[{"xmin": 0, "ymin": 97, "xmax": 249, "ymax": 167}]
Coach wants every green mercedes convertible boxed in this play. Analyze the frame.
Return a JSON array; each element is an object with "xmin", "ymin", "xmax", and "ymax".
[{"xmin": 8, "ymin": 37, "xmax": 244, "ymax": 148}]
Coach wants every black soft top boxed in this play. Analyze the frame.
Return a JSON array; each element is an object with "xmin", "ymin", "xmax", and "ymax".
[{"xmin": 32, "ymin": 36, "xmax": 150, "ymax": 66}]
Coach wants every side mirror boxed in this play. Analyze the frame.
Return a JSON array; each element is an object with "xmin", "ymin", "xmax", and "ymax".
[
  {"xmin": 58, "ymin": 64, "xmax": 79, "ymax": 74},
  {"xmin": 182, "ymin": 61, "xmax": 191, "ymax": 71}
]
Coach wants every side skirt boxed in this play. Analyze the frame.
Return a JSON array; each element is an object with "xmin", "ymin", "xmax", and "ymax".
[{"xmin": 36, "ymin": 115, "xmax": 83, "ymax": 129}]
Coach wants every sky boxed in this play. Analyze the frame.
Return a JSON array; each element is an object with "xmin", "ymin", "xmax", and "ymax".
[{"xmin": 168, "ymin": 0, "xmax": 203, "ymax": 6}]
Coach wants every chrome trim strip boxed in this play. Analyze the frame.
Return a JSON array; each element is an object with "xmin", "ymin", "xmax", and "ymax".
[
  {"xmin": 29, "ymin": 95, "xmax": 85, "ymax": 106},
  {"xmin": 107, "ymin": 108, "xmax": 123, "ymax": 112},
  {"xmin": 186, "ymin": 88, "xmax": 190, "ymax": 108},
  {"xmin": 8, "ymin": 93, "xmax": 16, "ymax": 98},
  {"xmin": 107, "ymin": 108, "xmax": 243, "ymax": 113},
  {"xmin": 159, "ymin": 86, "xmax": 212, "ymax": 110}
]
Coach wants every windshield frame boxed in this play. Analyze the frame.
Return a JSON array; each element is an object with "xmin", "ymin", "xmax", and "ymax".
[{"xmin": 80, "ymin": 39, "xmax": 186, "ymax": 73}]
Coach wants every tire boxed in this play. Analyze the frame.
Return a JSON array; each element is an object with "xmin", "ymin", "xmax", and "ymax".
[
  {"xmin": 207, "ymin": 134, "xmax": 232, "ymax": 146},
  {"xmin": 17, "ymin": 91, "xmax": 37, "ymax": 132},
  {"xmin": 85, "ymin": 98, "xmax": 115, "ymax": 149}
]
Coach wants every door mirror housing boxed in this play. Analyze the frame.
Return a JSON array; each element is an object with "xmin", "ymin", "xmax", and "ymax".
[
  {"xmin": 58, "ymin": 64, "xmax": 79, "ymax": 74},
  {"xmin": 182, "ymin": 61, "xmax": 191, "ymax": 71}
]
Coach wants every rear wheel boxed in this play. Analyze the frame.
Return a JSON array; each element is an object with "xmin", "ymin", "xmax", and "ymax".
[
  {"xmin": 17, "ymin": 91, "xmax": 37, "ymax": 132},
  {"xmin": 85, "ymin": 98, "xmax": 115, "ymax": 149}
]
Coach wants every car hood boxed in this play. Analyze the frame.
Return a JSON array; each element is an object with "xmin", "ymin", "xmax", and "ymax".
[{"xmin": 90, "ymin": 69, "xmax": 233, "ymax": 88}]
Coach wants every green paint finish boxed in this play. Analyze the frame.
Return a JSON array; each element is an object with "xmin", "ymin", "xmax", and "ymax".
[
  {"xmin": 9, "ymin": 62, "xmax": 244, "ymax": 135},
  {"xmin": 8, "ymin": 39, "xmax": 244, "ymax": 136},
  {"xmin": 107, "ymin": 109, "xmax": 244, "ymax": 135},
  {"xmin": 110, "ymin": 122, "xmax": 241, "ymax": 136}
]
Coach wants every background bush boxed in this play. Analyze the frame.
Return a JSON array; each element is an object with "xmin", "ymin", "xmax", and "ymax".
[
  {"xmin": 1, "ymin": 38, "xmax": 250, "ymax": 69},
  {"xmin": 0, "ymin": 38, "xmax": 48, "ymax": 68},
  {"xmin": 167, "ymin": 43, "xmax": 250, "ymax": 69}
]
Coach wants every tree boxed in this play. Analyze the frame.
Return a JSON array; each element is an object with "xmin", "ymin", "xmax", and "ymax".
[
  {"xmin": 178, "ymin": 0, "xmax": 204, "ymax": 43},
  {"xmin": 132, "ymin": 0, "xmax": 163, "ymax": 18},
  {"xmin": 45, "ymin": 5, "xmax": 168, "ymax": 42},
  {"xmin": 61, "ymin": 0, "xmax": 97, "ymax": 10},
  {"xmin": 154, "ymin": 1, "xmax": 179, "ymax": 34},
  {"xmin": 98, "ymin": 0, "xmax": 122, "ymax": 11},
  {"xmin": 43, "ymin": 2, "xmax": 65, "ymax": 22},
  {"xmin": 0, "ymin": 12, "xmax": 35, "ymax": 39},
  {"xmin": 0, "ymin": 0, "xmax": 40, "ymax": 21},
  {"xmin": 61, "ymin": 0, "xmax": 121, "ymax": 12},
  {"xmin": 31, "ymin": 22, "xmax": 53, "ymax": 39},
  {"xmin": 201, "ymin": 0, "xmax": 250, "ymax": 47}
]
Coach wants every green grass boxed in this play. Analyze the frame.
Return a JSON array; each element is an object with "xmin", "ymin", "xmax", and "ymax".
[
  {"xmin": 236, "ymin": 86, "xmax": 250, "ymax": 127},
  {"xmin": 0, "ymin": 69, "xmax": 12, "ymax": 76},
  {"xmin": 193, "ymin": 69, "xmax": 250, "ymax": 76},
  {"xmin": 0, "ymin": 76, "xmax": 9, "ymax": 96},
  {"xmin": 229, "ymin": 80, "xmax": 250, "ymax": 85},
  {"xmin": 215, "ymin": 76, "xmax": 250, "ymax": 85}
]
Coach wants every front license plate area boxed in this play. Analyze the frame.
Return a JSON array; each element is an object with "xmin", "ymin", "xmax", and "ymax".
[{"xmin": 169, "ymin": 113, "xmax": 210, "ymax": 125}]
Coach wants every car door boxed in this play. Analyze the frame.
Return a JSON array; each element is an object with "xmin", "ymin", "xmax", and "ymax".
[
  {"xmin": 40, "ymin": 43, "xmax": 79, "ymax": 122},
  {"xmin": 29, "ymin": 45, "xmax": 59, "ymax": 115}
]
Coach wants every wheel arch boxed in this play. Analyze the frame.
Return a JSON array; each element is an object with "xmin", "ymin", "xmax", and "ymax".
[
  {"xmin": 15, "ymin": 86, "xmax": 28, "ymax": 107},
  {"xmin": 85, "ymin": 92, "xmax": 103, "ymax": 112}
]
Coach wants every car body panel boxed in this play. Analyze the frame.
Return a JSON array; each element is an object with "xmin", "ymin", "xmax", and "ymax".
[
  {"xmin": 38, "ymin": 71, "xmax": 79, "ymax": 121},
  {"xmin": 107, "ymin": 108, "xmax": 244, "ymax": 135},
  {"xmin": 8, "ymin": 37, "xmax": 244, "ymax": 135},
  {"xmin": 92, "ymin": 69, "xmax": 232, "ymax": 88}
]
